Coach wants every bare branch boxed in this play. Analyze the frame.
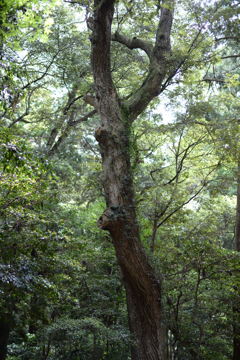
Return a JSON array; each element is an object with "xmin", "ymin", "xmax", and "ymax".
[
  {"xmin": 112, "ymin": 32, "xmax": 153, "ymax": 58},
  {"xmin": 221, "ymin": 54, "xmax": 240, "ymax": 59},
  {"xmin": 215, "ymin": 36, "xmax": 239, "ymax": 42},
  {"xmin": 63, "ymin": 94, "xmax": 84, "ymax": 114},
  {"xmin": 202, "ymin": 77, "xmax": 225, "ymax": 84},
  {"xmin": 63, "ymin": 0, "xmax": 87, "ymax": 5}
]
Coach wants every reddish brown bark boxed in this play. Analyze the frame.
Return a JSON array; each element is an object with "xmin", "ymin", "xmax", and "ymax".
[{"xmin": 90, "ymin": 1, "xmax": 174, "ymax": 358}]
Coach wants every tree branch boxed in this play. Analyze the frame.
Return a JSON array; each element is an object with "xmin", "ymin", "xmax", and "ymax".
[
  {"xmin": 215, "ymin": 36, "xmax": 239, "ymax": 42},
  {"xmin": 47, "ymin": 110, "xmax": 96, "ymax": 156},
  {"xmin": 221, "ymin": 54, "xmax": 240, "ymax": 59},
  {"xmin": 123, "ymin": 1, "xmax": 174, "ymax": 120},
  {"xmin": 8, "ymin": 87, "xmax": 36, "ymax": 128},
  {"xmin": 83, "ymin": 94, "xmax": 98, "ymax": 109},
  {"xmin": 159, "ymin": 27, "xmax": 204, "ymax": 93},
  {"xmin": 21, "ymin": 51, "xmax": 61, "ymax": 91},
  {"xmin": 157, "ymin": 184, "xmax": 205, "ymax": 228},
  {"xmin": 112, "ymin": 32, "xmax": 153, "ymax": 58},
  {"xmin": 202, "ymin": 77, "xmax": 225, "ymax": 84},
  {"xmin": 91, "ymin": 0, "xmax": 116, "ymax": 95},
  {"xmin": 157, "ymin": 165, "xmax": 217, "ymax": 228},
  {"xmin": 71, "ymin": 109, "xmax": 96, "ymax": 125},
  {"xmin": 63, "ymin": 94, "xmax": 84, "ymax": 114}
]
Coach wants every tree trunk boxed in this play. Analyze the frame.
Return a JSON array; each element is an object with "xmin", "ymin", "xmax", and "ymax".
[
  {"xmin": 90, "ymin": 0, "xmax": 174, "ymax": 358},
  {"xmin": 91, "ymin": 9, "xmax": 167, "ymax": 360},
  {"xmin": 233, "ymin": 319, "xmax": 240, "ymax": 360},
  {"xmin": 0, "ymin": 318, "xmax": 10, "ymax": 360},
  {"xmin": 233, "ymin": 160, "xmax": 240, "ymax": 360},
  {"xmin": 235, "ymin": 160, "xmax": 240, "ymax": 252},
  {"xmin": 95, "ymin": 96, "xmax": 167, "ymax": 359}
]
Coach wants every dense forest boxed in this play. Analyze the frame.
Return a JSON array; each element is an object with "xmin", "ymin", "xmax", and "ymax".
[{"xmin": 0, "ymin": 0, "xmax": 240, "ymax": 359}]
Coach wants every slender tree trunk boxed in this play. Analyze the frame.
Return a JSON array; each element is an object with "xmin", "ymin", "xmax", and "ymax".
[
  {"xmin": 0, "ymin": 318, "xmax": 10, "ymax": 360},
  {"xmin": 235, "ymin": 160, "xmax": 240, "ymax": 252},
  {"xmin": 233, "ymin": 160, "xmax": 240, "ymax": 360},
  {"xmin": 150, "ymin": 215, "xmax": 158, "ymax": 253}
]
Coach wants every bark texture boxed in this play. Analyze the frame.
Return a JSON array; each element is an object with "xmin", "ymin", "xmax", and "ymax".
[{"xmin": 90, "ymin": 1, "xmax": 174, "ymax": 358}]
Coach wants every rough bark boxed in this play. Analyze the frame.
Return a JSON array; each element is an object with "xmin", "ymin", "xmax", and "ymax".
[
  {"xmin": 90, "ymin": 0, "xmax": 174, "ymax": 359},
  {"xmin": 124, "ymin": 3, "xmax": 174, "ymax": 120},
  {"xmin": 233, "ymin": 160, "xmax": 240, "ymax": 360}
]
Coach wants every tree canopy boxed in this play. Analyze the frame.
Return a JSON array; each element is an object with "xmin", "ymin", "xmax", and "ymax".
[{"xmin": 0, "ymin": 0, "xmax": 240, "ymax": 359}]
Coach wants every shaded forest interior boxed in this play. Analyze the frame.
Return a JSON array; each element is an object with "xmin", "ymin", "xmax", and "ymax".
[{"xmin": 0, "ymin": 0, "xmax": 240, "ymax": 359}]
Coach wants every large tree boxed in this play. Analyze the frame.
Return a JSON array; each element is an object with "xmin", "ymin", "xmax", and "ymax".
[
  {"xmin": 90, "ymin": 0, "xmax": 173, "ymax": 358},
  {"xmin": 87, "ymin": 0, "xmax": 240, "ymax": 357}
]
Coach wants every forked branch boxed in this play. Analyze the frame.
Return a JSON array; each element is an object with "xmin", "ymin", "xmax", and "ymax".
[{"xmin": 123, "ymin": 1, "xmax": 175, "ymax": 120}]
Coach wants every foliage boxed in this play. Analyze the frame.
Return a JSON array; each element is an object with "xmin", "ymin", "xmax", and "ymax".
[{"xmin": 0, "ymin": 0, "xmax": 240, "ymax": 359}]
